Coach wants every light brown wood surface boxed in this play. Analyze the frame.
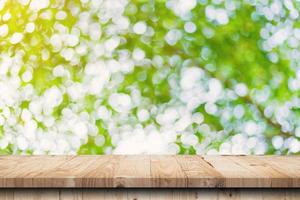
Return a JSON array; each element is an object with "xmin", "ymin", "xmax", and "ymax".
[
  {"xmin": 0, "ymin": 156, "xmax": 299, "ymax": 188},
  {"xmin": 0, "ymin": 189, "xmax": 299, "ymax": 200}
]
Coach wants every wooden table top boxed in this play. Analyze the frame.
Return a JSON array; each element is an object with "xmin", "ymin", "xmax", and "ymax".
[{"xmin": 0, "ymin": 155, "xmax": 299, "ymax": 188}]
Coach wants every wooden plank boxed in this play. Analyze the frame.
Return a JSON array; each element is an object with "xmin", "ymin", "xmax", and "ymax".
[
  {"xmin": 13, "ymin": 189, "xmax": 59, "ymax": 200},
  {"xmin": 40, "ymin": 156, "xmax": 101, "ymax": 187},
  {"xmin": 194, "ymin": 189, "xmax": 218, "ymax": 200},
  {"xmin": 113, "ymin": 156, "xmax": 151, "ymax": 187},
  {"xmin": 102, "ymin": 190, "xmax": 127, "ymax": 200},
  {"xmin": 286, "ymin": 189, "xmax": 300, "ymax": 200},
  {"xmin": 127, "ymin": 190, "xmax": 150, "ymax": 200},
  {"xmin": 129, "ymin": 189, "xmax": 196, "ymax": 200},
  {"xmin": 239, "ymin": 189, "xmax": 263, "ymax": 200},
  {"xmin": 170, "ymin": 190, "xmax": 195, "ymax": 200},
  {"xmin": 82, "ymin": 189, "xmax": 106, "ymax": 200},
  {"xmin": 82, "ymin": 189, "xmax": 128, "ymax": 200},
  {"xmin": 150, "ymin": 156, "xmax": 187, "ymax": 187},
  {"xmin": 150, "ymin": 190, "xmax": 173, "ymax": 200},
  {"xmin": 82, "ymin": 156, "xmax": 119, "ymax": 187},
  {"xmin": 260, "ymin": 156, "xmax": 300, "ymax": 187},
  {"xmin": 202, "ymin": 156, "xmax": 258, "ymax": 187},
  {"xmin": 0, "ymin": 190, "xmax": 13, "ymax": 200},
  {"xmin": 60, "ymin": 190, "xmax": 82, "ymax": 200},
  {"xmin": 0, "ymin": 156, "xmax": 298, "ymax": 188},
  {"xmin": 217, "ymin": 189, "xmax": 240, "ymax": 200},
  {"xmin": 0, "ymin": 156, "xmax": 72, "ymax": 187},
  {"xmin": 0, "ymin": 189, "xmax": 299, "ymax": 200},
  {"xmin": 175, "ymin": 156, "xmax": 224, "ymax": 187},
  {"xmin": 238, "ymin": 189, "xmax": 299, "ymax": 200},
  {"xmin": 227, "ymin": 156, "xmax": 290, "ymax": 187},
  {"xmin": 202, "ymin": 156, "xmax": 297, "ymax": 187}
]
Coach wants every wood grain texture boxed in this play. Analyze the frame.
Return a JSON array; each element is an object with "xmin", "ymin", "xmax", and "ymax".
[
  {"xmin": 175, "ymin": 156, "xmax": 223, "ymax": 187},
  {"xmin": 114, "ymin": 156, "xmax": 151, "ymax": 187},
  {"xmin": 150, "ymin": 156, "xmax": 187, "ymax": 187},
  {"xmin": 0, "ymin": 189, "xmax": 300, "ymax": 200},
  {"xmin": 0, "ymin": 156, "xmax": 299, "ymax": 188}
]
